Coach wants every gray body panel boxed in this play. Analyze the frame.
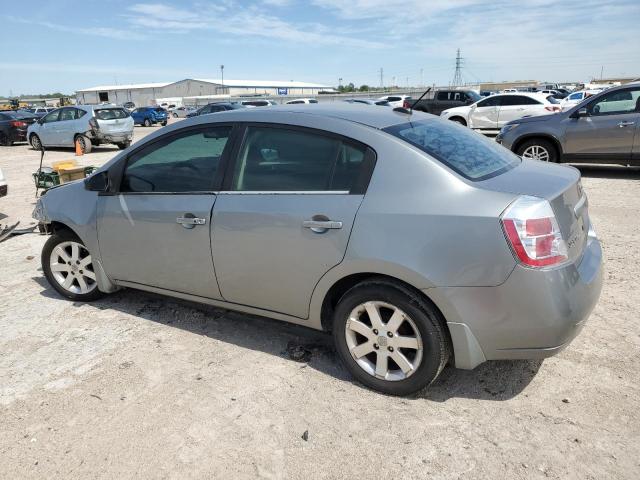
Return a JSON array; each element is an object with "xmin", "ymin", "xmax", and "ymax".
[{"xmin": 34, "ymin": 103, "xmax": 603, "ymax": 371}]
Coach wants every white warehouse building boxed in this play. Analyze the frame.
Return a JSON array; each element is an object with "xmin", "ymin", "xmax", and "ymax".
[{"xmin": 76, "ymin": 78, "xmax": 331, "ymax": 106}]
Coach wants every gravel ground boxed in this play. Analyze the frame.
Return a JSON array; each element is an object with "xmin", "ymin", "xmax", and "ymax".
[{"xmin": 1, "ymin": 125, "xmax": 639, "ymax": 479}]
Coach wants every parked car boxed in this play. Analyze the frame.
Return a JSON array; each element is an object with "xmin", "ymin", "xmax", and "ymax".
[
  {"xmin": 343, "ymin": 98, "xmax": 390, "ymax": 106},
  {"xmin": 377, "ymin": 95, "xmax": 411, "ymax": 108},
  {"xmin": 186, "ymin": 103, "xmax": 245, "ymax": 117},
  {"xmin": 0, "ymin": 167, "xmax": 6, "ymax": 197},
  {"xmin": 28, "ymin": 105, "xmax": 134, "ymax": 153},
  {"xmin": 0, "ymin": 110, "xmax": 38, "ymax": 146},
  {"xmin": 559, "ymin": 90, "xmax": 600, "ymax": 111},
  {"xmin": 130, "ymin": 107, "xmax": 168, "ymax": 127},
  {"xmin": 497, "ymin": 82, "xmax": 640, "ymax": 165},
  {"xmin": 169, "ymin": 106, "xmax": 197, "ymax": 118},
  {"xmin": 33, "ymin": 104, "xmax": 602, "ymax": 396},
  {"xmin": 24, "ymin": 107, "xmax": 55, "ymax": 119},
  {"xmin": 123, "ymin": 102, "xmax": 136, "ymax": 110},
  {"xmin": 285, "ymin": 98, "xmax": 318, "ymax": 105},
  {"xmin": 239, "ymin": 99, "xmax": 278, "ymax": 107},
  {"xmin": 440, "ymin": 93, "xmax": 561, "ymax": 134},
  {"xmin": 408, "ymin": 89, "xmax": 481, "ymax": 115}
]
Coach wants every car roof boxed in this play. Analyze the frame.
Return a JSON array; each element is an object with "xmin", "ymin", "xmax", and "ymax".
[{"xmin": 183, "ymin": 103, "xmax": 424, "ymax": 129}]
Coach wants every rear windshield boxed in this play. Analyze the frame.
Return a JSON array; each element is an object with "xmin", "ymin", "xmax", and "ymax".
[
  {"xmin": 384, "ymin": 119, "xmax": 520, "ymax": 181},
  {"xmin": 95, "ymin": 108, "xmax": 129, "ymax": 120}
]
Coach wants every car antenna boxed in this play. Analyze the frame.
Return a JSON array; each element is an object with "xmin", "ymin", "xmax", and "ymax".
[{"xmin": 393, "ymin": 87, "xmax": 431, "ymax": 115}]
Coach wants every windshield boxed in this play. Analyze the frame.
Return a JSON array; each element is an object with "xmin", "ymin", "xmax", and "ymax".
[
  {"xmin": 383, "ymin": 119, "xmax": 520, "ymax": 181},
  {"xmin": 95, "ymin": 108, "xmax": 129, "ymax": 120}
]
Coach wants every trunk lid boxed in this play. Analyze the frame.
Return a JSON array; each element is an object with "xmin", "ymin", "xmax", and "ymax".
[
  {"xmin": 94, "ymin": 108, "xmax": 133, "ymax": 134},
  {"xmin": 477, "ymin": 159, "xmax": 589, "ymax": 262}
]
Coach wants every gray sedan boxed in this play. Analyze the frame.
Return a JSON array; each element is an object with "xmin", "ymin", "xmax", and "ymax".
[
  {"xmin": 497, "ymin": 82, "xmax": 640, "ymax": 165},
  {"xmin": 33, "ymin": 104, "xmax": 602, "ymax": 395}
]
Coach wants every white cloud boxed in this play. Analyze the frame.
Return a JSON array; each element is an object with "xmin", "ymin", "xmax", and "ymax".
[{"xmin": 5, "ymin": 16, "xmax": 145, "ymax": 41}]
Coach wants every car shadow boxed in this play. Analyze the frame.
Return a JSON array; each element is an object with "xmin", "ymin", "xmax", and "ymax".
[
  {"xmin": 33, "ymin": 276, "xmax": 541, "ymax": 401},
  {"xmin": 576, "ymin": 164, "xmax": 640, "ymax": 179}
]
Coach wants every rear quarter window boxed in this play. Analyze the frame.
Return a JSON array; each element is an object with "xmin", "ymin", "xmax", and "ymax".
[{"xmin": 384, "ymin": 119, "xmax": 520, "ymax": 181}]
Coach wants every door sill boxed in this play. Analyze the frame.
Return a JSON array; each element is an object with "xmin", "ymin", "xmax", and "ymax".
[{"xmin": 114, "ymin": 280, "xmax": 314, "ymax": 328}]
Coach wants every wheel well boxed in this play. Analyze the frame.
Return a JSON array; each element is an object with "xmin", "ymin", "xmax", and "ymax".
[
  {"xmin": 513, "ymin": 135, "xmax": 562, "ymax": 158},
  {"xmin": 448, "ymin": 116, "xmax": 467, "ymax": 125},
  {"xmin": 48, "ymin": 221, "xmax": 74, "ymax": 235}
]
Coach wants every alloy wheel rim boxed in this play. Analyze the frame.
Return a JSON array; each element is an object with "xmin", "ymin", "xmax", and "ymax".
[
  {"xmin": 49, "ymin": 241, "xmax": 97, "ymax": 294},
  {"xmin": 31, "ymin": 135, "xmax": 40, "ymax": 149},
  {"xmin": 344, "ymin": 301, "xmax": 423, "ymax": 381},
  {"xmin": 522, "ymin": 145, "xmax": 550, "ymax": 162}
]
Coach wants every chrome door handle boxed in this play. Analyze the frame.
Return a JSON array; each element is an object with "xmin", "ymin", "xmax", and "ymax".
[
  {"xmin": 618, "ymin": 121, "xmax": 635, "ymax": 127},
  {"xmin": 177, "ymin": 216, "xmax": 206, "ymax": 227},
  {"xmin": 303, "ymin": 220, "xmax": 343, "ymax": 232}
]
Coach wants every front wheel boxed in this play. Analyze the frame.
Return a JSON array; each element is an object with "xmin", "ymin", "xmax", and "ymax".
[
  {"xmin": 42, "ymin": 230, "xmax": 104, "ymax": 301},
  {"xmin": 172, "ymin": 113, "xmax": 178, "ymax": 118},
  {"xmin": 332, "ymin": 279, "xmax": 449, "ymax": 396},
  {"xmin": 449, "ymin": 117, "xmax": 467, "ymax": 126},
  {"xmin": 30, "ymin": 134, "xmax": 42, "ymax": 150},
  {"xmin": 117, "ymin": 141, "xmax": 131, "ymax": 150},
  {"xmin": 517, "ymin": 138, "xmax": 558, "ymax": 163},
  {"xmin": 161, "ymin": 121, "xmax": 167, "ymax": 126}
]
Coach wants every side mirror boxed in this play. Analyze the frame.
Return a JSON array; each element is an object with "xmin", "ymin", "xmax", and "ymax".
[
  {"xmin": 572, "ymin": 108, "xmax": 589, "ymax": 119},
  {"xmin": 84, "ymin": 171, "xmax": 109, "ymax": 192}
]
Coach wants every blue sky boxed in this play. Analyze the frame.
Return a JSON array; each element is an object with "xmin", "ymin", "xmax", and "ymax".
[{"xmin": 2, "ymin": 0, "xmax": 639, "ymax": 96}]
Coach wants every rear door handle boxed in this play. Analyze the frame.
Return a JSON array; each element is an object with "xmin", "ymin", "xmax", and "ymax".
[
  {"xmin": 177, "ymin": 216, "xmax": 206, "ymax": 228},
  {"xmin": 618, "ymin": 121, "xmax": 635, "ymax": 127},
  {"xmin": 303, "ymin": 220, "xmax": 343, "ymax": 233}
]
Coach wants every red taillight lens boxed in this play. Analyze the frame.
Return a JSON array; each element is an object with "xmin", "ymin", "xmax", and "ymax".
[
  {"xmin": 501, "ymin": 196, "xmax": 568, "ymax": 268},
  {"xmin": 545, "ymin": 106, "xmax": 561, "ymax": 112},
  {"xmin": 403, "ymin": 100, "xmax": 411, "ymax": 108},
  {"xmin": 10, "ymin": 121, "xmax": 27, "ymax": 128}
]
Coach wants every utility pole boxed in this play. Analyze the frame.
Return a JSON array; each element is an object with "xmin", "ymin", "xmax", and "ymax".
[
  {"xmin": 338, "ymin": 77, "xmax": 343, "ymax": 87},
  {"xmin": 220, "ymin": 65, "xmax": 225, "ymax": 93},
  {"xmin": 379, "ymin": 68, "xmax": 383, "ymax": 89},
  {"xmin": 600, "ymin": 66, "xmax": 604, "ymax": 80},
  {"xmin": 452, "ymin": 48, "xmax": 463, "ymax": 86},
  {"xmin": 392, "ymin": 76, "xmax": 396, "ymax": 88},
  {"xmin": 406, "ymin": 76, "xmax": 409, "ymax": 88},
  {"xmin": 420, "ymin": 68, "xmax": 424, "ymax": 87}
]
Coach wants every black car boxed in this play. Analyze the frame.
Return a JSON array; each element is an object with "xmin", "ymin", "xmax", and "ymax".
[
  {"xmin": 186, "ymin": 102, "xmax": 245, "ymax": 117},
  {"xmin": 0, "ymin": 110, "xmax": 38, "ymax": 146}
]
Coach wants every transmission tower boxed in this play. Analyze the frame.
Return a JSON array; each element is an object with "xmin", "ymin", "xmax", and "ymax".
[{"xmin": 451, "ymin": 49, "xmax": 463, "ymax": 86}]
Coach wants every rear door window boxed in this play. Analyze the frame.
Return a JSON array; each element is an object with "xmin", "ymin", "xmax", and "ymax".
[
  {"xmin": 384, "ymin": 119, "xmax": 520, "ymax": 181},
  {"xmin": 230, "ymin": 126, "xmax": 369, "ymax": 192}
]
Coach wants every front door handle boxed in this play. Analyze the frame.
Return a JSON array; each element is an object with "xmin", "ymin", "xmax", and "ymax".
[
  {"xmin": 618, "ymin": 121, "xmax": 635, "ymax": 127},
  {"xmin": 177, "ymin": 215, "xmax": 206, "ymax": 229},
  {"xmin": 303, "ymin": 219, "xmax": 343, "ymax": 233}
]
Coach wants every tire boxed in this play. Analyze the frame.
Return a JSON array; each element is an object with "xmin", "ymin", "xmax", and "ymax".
[
  {"xmin": 0, "ymin": 131, "xmax": 12, "ymax": 146},
  {"xmin": 30, "ymin": 133, "xmax": 42, "ymax": 151},
  {"xmin": 172, "ymin": 113, "xmax": 178, "ymax": 118},
  {"xmin": 516, "ymin": 138, "xmax": 558, "ymax": 163},
  {"xmin": 75, "ymin": 134, "xmax": 92, "ymax": 154},
  {"xmin": 143, "ymin": 118, "xmax": 151, "ymax": 127},
  {"xmin": 449, "ymin": 117, "xmax": 467, "ymax": 126},
  {"xmin": 161, "ymin": 121, "xmax": 167, "ymax": 126},
  {"xmin": 332, "ymin": 278, "xmax": 449, "ymax": 396},
  {"xmin": 117, "ymin": 141, "xmax": 131, "ymax": 150},
  {"xmin": 42, "ymin": 229, "xmax": 105, "ymax": 302}
]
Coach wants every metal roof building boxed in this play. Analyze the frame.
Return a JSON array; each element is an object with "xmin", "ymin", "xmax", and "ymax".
[{"xmin": 76, "ymin": 78, "xmax": 330, "ymax": 106}]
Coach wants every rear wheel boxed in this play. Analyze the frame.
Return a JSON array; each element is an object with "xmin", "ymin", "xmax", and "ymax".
[
  {"xmin": 161, "ymin": 121, "xmax": 167, "ymax": 126},
  {"xmin": 0, "ymin": 131, "xmax": 12, "ymax": 146},
  {"xmin": 517, "ymin": 138, "xmax": 558, "ymax": 163},
  {"xmin": 75, "ymin": 134, "xmax": 92, "ymax": 154},
  {"xmin": 172, "ymin": 113, "xmax": 178, "ymax": 118},
  {"xmin": 332, "ymin": 279, "xmax": 449, "ymax": 396},
  {"xmin": 117, "ymin": 141, "xmax": 131, "ymax": 150},
  {"xmin": 30, "ymin": 133, "xmax": 42, "ymax": 150},
  {"xmin": 42, "ymin": 229, "xmax": 104, "ymax": 301},
  {"xmin": 143, "ymin": 118, "xmax": 151, "ymax": 127}
]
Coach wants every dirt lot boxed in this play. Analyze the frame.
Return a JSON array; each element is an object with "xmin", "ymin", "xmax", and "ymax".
[{"xmin": 1, "ymin": 125, "xmax": 639, "ymax": 479}]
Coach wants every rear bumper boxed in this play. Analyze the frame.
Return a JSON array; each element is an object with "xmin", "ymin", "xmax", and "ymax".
[
  {"xmin": 428, "ymin": 232, "xmax": 603, "ymax": 369},
  {"xmin": 89, "ymin": 131, "xmax": 133, "ymax": 143}
]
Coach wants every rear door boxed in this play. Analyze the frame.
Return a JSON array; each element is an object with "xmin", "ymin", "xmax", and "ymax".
[
  {"xmin": 98, "ymin": 125, "xmax": 235, "ymax": 298},
  {"xmin": 497, "ymin": 95, "xmax": 544, "ymax": 126},
  {"xmin": 211, "ymin": 124, "xmax": 375, "ymax": 318},
  {"xmin": 564, "ymin": 86, "xmax": 640, "ymax": 161},
  {"xmin": 469, "ymin": 96, "xmax": 499, "ymax": 128}
]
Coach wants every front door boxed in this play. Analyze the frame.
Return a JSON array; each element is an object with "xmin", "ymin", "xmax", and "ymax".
[
  {"xmin": 98, "ymin": 125, "xmax": 234, "ymax": 299},
  {"xmin": 211, "ymin": 125, "xmax": 373, "ymax": 318},
  {"xmin": 37, "ymin": 109, "xmax": 61, "ymax": 145},
  {"xmin": 469, "ymin": 96, "xmax": 499, "ymax": 129},
  {"xmin": 564, "ymin": 86, "xmax": 640, "ymax": 161}
]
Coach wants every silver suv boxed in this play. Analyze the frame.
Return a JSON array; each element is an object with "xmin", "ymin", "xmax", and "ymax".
[
  {"xmin": 33, "ymin": 105, "xmax": 603, "ymax": 395},
  {"xmin": 27, "ymin": 105, "xmax": 134, "ymax": 154},
  {"xmin": 497, "ymin": 83, "xmax": 640, "ymax": 164}
]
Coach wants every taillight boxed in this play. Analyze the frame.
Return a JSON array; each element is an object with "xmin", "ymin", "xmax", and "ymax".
[
  {"xmin": 501, "ymin": 196, "xmax": 568, "ymax": 268},
  {"xmin": 545, "ymin": 106, "xmax": 561, "ymax": 112},
  {"xmin": 89, "ymin": 118, "xmax": 99, "ymax": 130},
  {"xmin": 403, "ymin": 100, "xmax": 411, "ymax": 108},
  {"xmin": 10, "ymin": 121, "xmax": 27, "ymax": 128}
]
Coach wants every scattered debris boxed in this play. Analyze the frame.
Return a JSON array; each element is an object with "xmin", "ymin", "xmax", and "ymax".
[
  {"xmin": 26, "ymin": 255, "xmax": 34, "ymax": 260},
  {"xmin": 196, "ymin": 374, "xmax": 203, "ymax": 380},
  {"xmin": 118, "ymin": 361, "xmax": 134, "ymax": 370},
  {"xmin": 301, "ymin": 430, "xmax": 309, "ymax": 441},
  {"xmin": 89, "ymin": 394, "xmax": 102, "ymax": 400},
  {"xmin": 562, "ymin": 398, "xmax": 570, "ymax": 404}
]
